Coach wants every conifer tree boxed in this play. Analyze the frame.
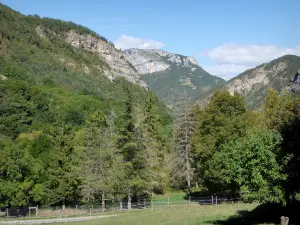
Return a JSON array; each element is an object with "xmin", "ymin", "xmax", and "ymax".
[{"xmin": 171, "ymin": 92, "xmax": 195, "ymax": 194}]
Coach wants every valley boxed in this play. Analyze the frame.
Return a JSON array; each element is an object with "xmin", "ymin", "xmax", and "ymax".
[{"xmin": 0, "ymin": 2, "xmax": 300, "ymax": 225}]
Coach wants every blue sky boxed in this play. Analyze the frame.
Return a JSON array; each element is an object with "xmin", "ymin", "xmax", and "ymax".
[{"xmin": 2, "ymin": 0, "xmax": 300, "ymax": 79}]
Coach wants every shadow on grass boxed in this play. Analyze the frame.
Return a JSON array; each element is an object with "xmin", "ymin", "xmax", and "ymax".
[{"xmin": 210, "ymin": 201, "xmax": 300, "ymax": 225}]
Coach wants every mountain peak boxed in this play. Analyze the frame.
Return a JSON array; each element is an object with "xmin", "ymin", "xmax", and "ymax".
[
  {"xmin": 123, "ymin": 48, "xmax": 200, "ymax": 74},
  {"xmin": 121, "ymin": 49, "xmax": 224, "ymax": 106},
  {"xmin": 198, "ymin": 54, "xmax": 300, "ymax": 109}
]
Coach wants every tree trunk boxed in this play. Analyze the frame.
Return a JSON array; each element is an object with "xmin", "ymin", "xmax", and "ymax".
[
  {"xmin": 185, "ymin": 109, "xmax": 191, "ymax": 195},
  {"xmin": 127, "ymin": 192, "xmax": 131, "ymax": 210},
  {"xmin": 102, "ymin": 191, "xmax": 105, "ymax": 212}
]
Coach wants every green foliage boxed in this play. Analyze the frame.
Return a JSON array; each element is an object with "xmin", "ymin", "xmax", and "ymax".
[
  {"xmin": 0, "ymin": 3, "xmax": 174, "ymax": 207},
  {"xmin": 263, "ymin": 89, "xmax": 300, "ymax": 201},
  {"xmin": 191, "ymin": 90, "xmax": 250, "ymax": 185},
  {"xmin": 0, "ymin": 79, "xmax": 34, "ymax": 138},
  {"xmin": 0, "ymin": 75, "xmax": 171, "ymax": 207},
  {"xmin": 4, "ymin": 1, "xmax": 300, "ymax": 209},
  {"xmin": 263, "ymin": 89, "xmax": 294, "ymax": 130},
  {"xmin": 190, "ymin": 88, "xmax": 300, "ymax": 204},
  {"xmin": 141, "ymin": 62, "xmax": 225, "ymax": 107},
  {"xmin": 206, "ymin": 128, "xmax": 287, "ymax": 204}
]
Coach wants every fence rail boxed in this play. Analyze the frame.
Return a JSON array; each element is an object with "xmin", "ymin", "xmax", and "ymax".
[{"xmin": 0, "ymin": 195, "xmax": 244, "ymax": 220}]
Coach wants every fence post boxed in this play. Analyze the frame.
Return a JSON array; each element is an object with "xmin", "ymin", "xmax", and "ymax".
[
  {"xmin": 76, "ymin": 205, "xmax": 78, "ymax": 211},
  {"xmin": 151, "ymin": 199, "xmax": 153, "ymax": 211},
  {"xmin": 6, "ymin": 208, "xmax": 8, "ymax": 218},
  {"xmin": 189, "ymin": 196, "xmax": 191, "ymax": 204},
  {"xmin": 120, "ymin": 201, "xmax": 122, "ymax": 211},
  {"xmin": 280, "ymin": 216, "xmax": 289, "ymax": 225},
  {"xmin": 168, "ymin": 197, "xmax": 170, "ymax": 206},
  {"xmin": 128, "ymin": 193, "xmax": 131, "ymax": 210},
  {"xmin": 215, "ymin": 195, "xmax": 218, "ymax": 205},
  {"xmin": 102, "ymin": 192, "xmax": 105, "ymax": 212},
  {"xmin": 92, "ymin": 204, "xmax": 93, "ymax": 213},
  {"xmin": 89, "ymin": 208, "xmax": 92, "ymax": 217},
  {"xmin": 211, "ymin": 195, "xmax": 213, "ymax": 205},
  {"xmin": 102, "ymin": 200, "xmax": 105, "ymax": 212}
]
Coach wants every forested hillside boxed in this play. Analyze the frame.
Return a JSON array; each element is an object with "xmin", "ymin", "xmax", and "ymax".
[
  {"xmin": 187, "ymin": 89, "xmax": 299, "ymax": 204},
  {"xmin": 197, "ymin": 55, "xmax": 300, "ymax": 109},
  {"xmin": 0, "ymin": 4, "xmax": 172, "ymax": 207},
  {"xmin": 124, "ymin": 48, "xmax": 225, "ymax": 107},
  {"xmin": 1, "ymin": 2, "xmax": 300, "ymax": 212}
]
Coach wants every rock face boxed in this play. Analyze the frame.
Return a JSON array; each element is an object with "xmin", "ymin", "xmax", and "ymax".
[
  {"xmin": 123, "ymin": 49, "xmax": 170, "ymax": 74},
  {"xmin": 36, "ymin": 26, "xmax": 224, "ymax": 101},
  {"xmin": 123, "ymin": 48, "xmax": 200, "ymax": 74},
  {"xmin": 197, "ymin": 55, "xmax": 300, "ymax": 109},
  {"xmin": 35, "ymin": 27, "xmax": 223, "ymax": 101},
  {"xmin": 225, "ymin": 55, "xmax": 300, "ymax": 109},
  {"xmin": 65, "ymin": 30, "xmax": 139, "ymax": 83},
  {"xmin": 290, "ymin": 69, "xmax": 300, "ymax": 93},
  {"xmin": 226, "ymin": 61, "xmax": 287, "ymax": 96},
  {"xmin": 123, "ymin": 48, "xmax": 225, "ymax": 106}
]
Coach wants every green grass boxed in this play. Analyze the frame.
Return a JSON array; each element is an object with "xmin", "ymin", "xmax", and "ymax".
[
  {"xmin": 54, "ymin": 203, "xmax": 256, "ymax": 225},
  {"xmin": 152, "ymin": 189, "xmax": 186, "ymax": 202}
]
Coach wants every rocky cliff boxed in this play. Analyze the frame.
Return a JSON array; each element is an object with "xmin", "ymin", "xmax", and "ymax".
[
  {"xmin": 33, "ymin": 22, "xmax": 224, "ymax": 101},
  {"xmin": 123, "ymin": 48, "xmax": 225, "ymax": 106},
  {"xmin": 65, "ymin": 30, "xmax": 139, "ymax": 83},
  {"xmin": 123, "ymin": 48, "xmax": 200, "ymax": 74},
  {"xmin": 197, "ymin": 55, "xmax": 300, "ymax": 109},
  {"xmin": 225, "ymin": 55, "xmax": 300, "ymax": 108},
  {"xmin": 123, "ymin": 49, "xmax": 170, "ymax": 74}
]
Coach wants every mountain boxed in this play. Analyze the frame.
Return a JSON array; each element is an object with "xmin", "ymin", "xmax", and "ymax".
[
  {"xmin": 198, "ymin": 55, "xmax": 300, "ymax": 109},
  {"xmin": 0, "ymin": 3, "xmax": 151, "ymax": 89},
  {"xmin": 0, "ymin": 2, "xmax": 172, "ymax": 135},
  {"xmin": 0, "ymin": 3, "xmax": 174, "ymax": 207},
  {"xmin": 123, "ymin": 48, "xmax": 225, "ymax": 107}
]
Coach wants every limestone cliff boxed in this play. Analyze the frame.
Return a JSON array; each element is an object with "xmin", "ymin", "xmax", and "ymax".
[
  {"xmin": 123, "ymin": 48, "xmax": 225, "ymax": 106},
  {"xmin": 197, "ymin": 55, "xmax": 300, "ymax": 109},
  {"xmin": 123, "ymin": 48, "xmax": 200, "ymax": 74},
  {"xmin": 65, "ymin": 30, "xmax": 139, "ymax": 83}
]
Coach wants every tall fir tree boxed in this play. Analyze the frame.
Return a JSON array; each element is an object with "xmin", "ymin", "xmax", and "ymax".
[{"xmin": 171, "ymin": 92, "xmax": 195, "ymax": 194}]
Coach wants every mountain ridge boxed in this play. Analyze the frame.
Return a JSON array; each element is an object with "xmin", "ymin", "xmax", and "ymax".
[
  {"xmin": 123, "ymin": 48, "xmax": 225, "ymax": 106},
  {"xmin": 123, "ymin": 48, "xmax": 201, "ymax": 74},
  {"xmin": 197, "ymin": 54, "xmax": 300, "ymax": 109}
]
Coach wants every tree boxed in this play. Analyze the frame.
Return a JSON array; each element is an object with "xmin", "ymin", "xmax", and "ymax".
[
  {"xmin": 191, "ymin": 90, "xmax": 249, "ymax": 189},
  {"xmin": 205, "ymin": 128, "xmax": 287, "ymax": 204},
  {"xmin": 263, "ymin": 89, "xmax": 300, "ymax": 201},
  {"xmin": 0, "ymin": 79, "xmax": 34, "ymax": 139},
  {"xmin": 171, "ymin": 92, "xmax": 195, "ymax": 194},
  {"xmin": 263, "ymin": 89, "xmax": 294, "ymax": 131},
  {"xmin": 138, "ymin": 93, "xmax": 167, "ymax": 194},
  {"xmin": 81, "ymin": 110, "xmax": 125, "ymax": 206}
]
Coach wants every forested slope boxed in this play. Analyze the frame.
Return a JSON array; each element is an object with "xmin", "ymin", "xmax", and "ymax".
[{"xmin": 0, "ymin": 3, "xmax": 172, "ymax": 207}]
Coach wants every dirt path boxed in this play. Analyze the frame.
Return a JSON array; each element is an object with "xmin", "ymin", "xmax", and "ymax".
[{"xmin": 0, "ymin": 215, "xmax": 117, "ymax": 224}]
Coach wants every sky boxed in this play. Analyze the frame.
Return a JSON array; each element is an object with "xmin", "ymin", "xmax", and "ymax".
[{"xmin": 2, "ymin": 0, "xmax": 300, "ymax": 80}]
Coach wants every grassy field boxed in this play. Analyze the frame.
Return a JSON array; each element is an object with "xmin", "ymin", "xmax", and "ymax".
[
  {"xmin": 55, "ymin": 203, "xmax": 256, "ymax": 225},
  {"xmin": 151, "ymin": 189, "xmax": 187, "ymax": 202}
]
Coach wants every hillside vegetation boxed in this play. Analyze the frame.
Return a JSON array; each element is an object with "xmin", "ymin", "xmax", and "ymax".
[
  {"xmin": 224, "ymin": 55, "xmax": 300, "ymax": 109},
  {"xmin": 142, "ymin": 62, "xmax": 224, "ymax": 107},
  {"xmin": 1, "ymin": 5, "xmax": 300, "ymax": 222},
  {"xmin": 0, "ymin": 3, "xmax": 172, "ymax": 207},
  {"xmin": 123, "ymin": 48, "xmax": 225, "ymax": 107}
]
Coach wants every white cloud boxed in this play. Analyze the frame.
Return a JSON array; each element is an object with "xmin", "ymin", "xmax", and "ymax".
[
  {"xmin": 204, "ymin": 64, "xmax": 251, "ymax": 80},
  {"xmin": 114, "ymin": 34, "xmax": 165, "ymax": 50},
  {"xmin": 202, "ymin": 44, "xmax": 300, "ymax": 80}
]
